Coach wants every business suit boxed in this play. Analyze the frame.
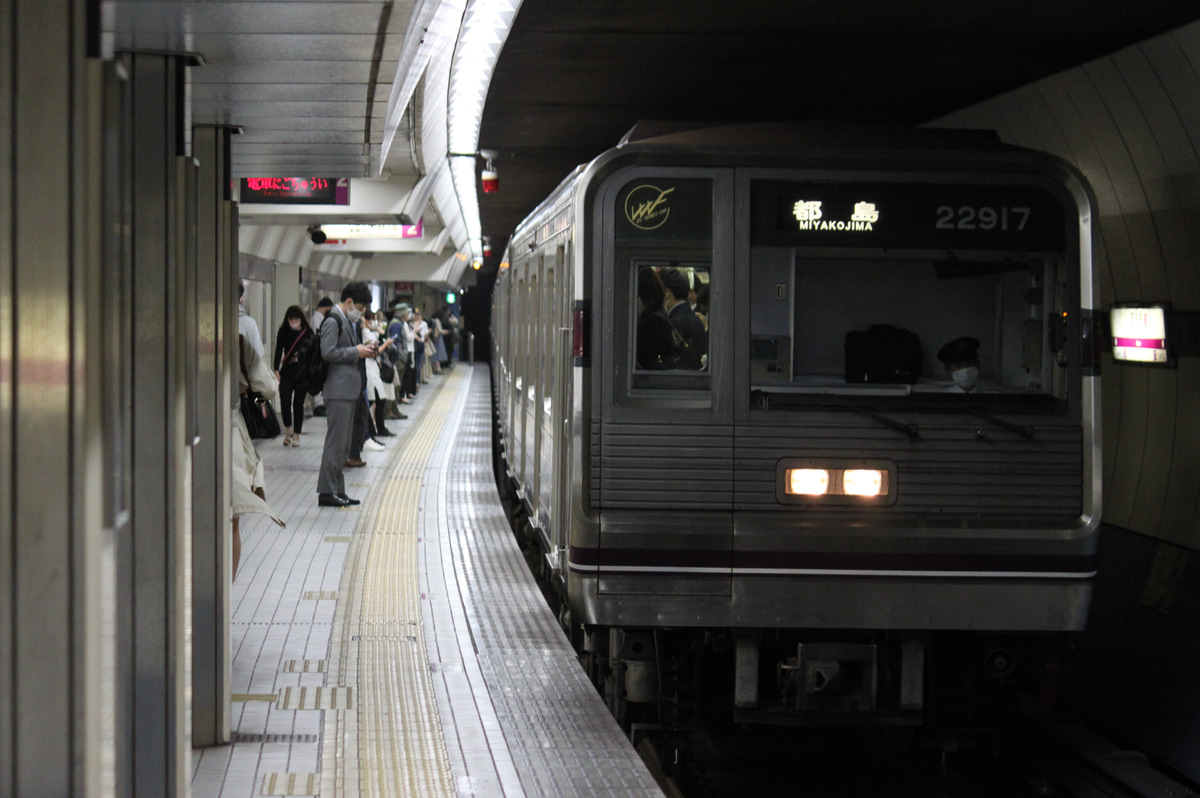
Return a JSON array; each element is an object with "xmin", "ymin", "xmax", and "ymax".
[
  {"xmin": 317, "ymin": 304, "xmax": 363, "ymax": 496},
  {"xmin": 667, "ymin": 301, "xmax": 708, "ymax": 370}
]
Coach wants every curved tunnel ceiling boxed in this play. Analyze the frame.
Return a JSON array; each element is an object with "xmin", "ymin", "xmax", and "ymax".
[{"xmin": 477, "ymin": 0, "xmax": 1200, "ymax": 267}]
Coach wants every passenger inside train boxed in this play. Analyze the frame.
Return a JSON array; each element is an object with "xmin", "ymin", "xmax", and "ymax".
[
  {"xmin": 633, "ymin": 264, "xmax": 710, "ymax": 372},
  {"xmin": 750, "ymin": 251, "xmax": 1067, "ymax": 408}
]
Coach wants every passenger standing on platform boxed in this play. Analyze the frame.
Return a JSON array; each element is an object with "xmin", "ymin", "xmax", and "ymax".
[
  {"xmin": 398, "ymin": 305, "xmax": 418, "ymax": 402},
  {"xmin": 317, "ymin": 282, "xmax": 374, "ymax": 508},
  {"xmin": 238, "ymin": 281, "xmax": 265, "ymax": 358},
  {"xmin": 233, "ymin": 283, "xmax": 284, "ymax": 578},
  {"xmin": 273, "ymin": 305, "xmax": 312, "ymax": 447},
  {"xmin": 310, "ymin": 297, "xmax": 334, "ymax": 417},
  {"xmin": 363, "ymin": 312, "xmax": 397, "ymax": 438},
  {"xmin": 387, "ymin": 302, "xmax": 411, "ymax": 416},
  {"xmin": 312, "ymin": 296, "xmax": 332, "ymax": 331},
  {"xmin": 413, "ymin": 308, "xmax": 429, "ymax": 385},
  {"xmin": 430, "ymin": 311, "xmax": 445, "ymax": 375}
]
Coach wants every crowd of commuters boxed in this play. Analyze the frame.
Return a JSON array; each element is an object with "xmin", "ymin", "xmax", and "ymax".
[{"xmin": 232, "ymin": 280, "xmax": 463, "ymax": 573}]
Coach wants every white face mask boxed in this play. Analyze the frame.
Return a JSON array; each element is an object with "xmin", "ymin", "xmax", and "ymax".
[
  {"xmin": 289, "ymin": 320, "xmax": 302, "ymax": 330},
  {"xmin": 346, "ymin": 307, "xmax": 362, "ymax": 322},
  {"xmin": 952, "ymin": 366, "xmax": 979, "ymax": 392}
]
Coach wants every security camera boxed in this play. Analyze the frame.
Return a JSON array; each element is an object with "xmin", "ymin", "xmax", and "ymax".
[{"xmin": 308, "ymin": 225, "xmax": 326, "ymax": 244}]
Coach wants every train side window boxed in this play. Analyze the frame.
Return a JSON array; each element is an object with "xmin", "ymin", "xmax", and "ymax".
[{"xmin": 629, "ymin": 259, "xmax": 711, "ymax": 387}]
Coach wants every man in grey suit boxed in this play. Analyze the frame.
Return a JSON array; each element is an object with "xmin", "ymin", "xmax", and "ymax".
[{"xmin": 317, "ymin": 281, "xmax": 375, "ymax": 508}]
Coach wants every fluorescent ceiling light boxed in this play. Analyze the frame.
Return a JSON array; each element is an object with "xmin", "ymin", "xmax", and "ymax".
[{"xmin": 446, "ymin": 0, "xmax": 523, "ymax": 262}]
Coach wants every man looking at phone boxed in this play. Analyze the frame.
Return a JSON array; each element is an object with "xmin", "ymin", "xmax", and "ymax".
[{"xmin": 317, "ymin": 281, "xmax": 375, "ymax": 508}]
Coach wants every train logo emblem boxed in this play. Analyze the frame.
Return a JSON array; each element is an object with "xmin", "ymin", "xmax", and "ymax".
[{"xmin": 625, "ymin": 185, "xmax": 675, "ymax": 230}]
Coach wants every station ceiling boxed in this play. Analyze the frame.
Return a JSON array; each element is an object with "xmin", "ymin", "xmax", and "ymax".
[
  {"xmin": 108, "ymin": 1, "xmax": 1200, "ymax": 274},
  {"xmin": 476, "ymin": 0, "xmax": 1200, "ymax": 268}
]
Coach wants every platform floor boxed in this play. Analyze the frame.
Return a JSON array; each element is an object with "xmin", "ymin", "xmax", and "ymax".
[{"xmin": 191, "ymin": 364, "xmax": 664, "ymax": 798}]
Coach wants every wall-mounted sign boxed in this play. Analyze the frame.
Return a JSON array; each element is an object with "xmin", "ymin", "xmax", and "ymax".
[
  {"xmin": 320, "ymin": 220, "xmax": 423, "ymax": 239},
  {"xmin": 240, "ymin": 177, "xmax": 350, "ymax": 205},
  {"xmin": 1111, "ymin": 305, "xmax": 1170, "ymax": 363}
]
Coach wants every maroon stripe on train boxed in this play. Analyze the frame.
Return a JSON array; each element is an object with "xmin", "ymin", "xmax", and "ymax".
[{"xmin": 568, "ymin": 546, "xmax": 1096, "ymax": 575}]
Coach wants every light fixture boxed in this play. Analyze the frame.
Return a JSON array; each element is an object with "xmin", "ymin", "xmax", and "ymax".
[
  {"xmin": 777, "ymin": 459, "xmax": 896, "ymax": 505},
  {"xmin": 842, "ymin": 469, "xmax": 887, "ymax": 497},
  {"xmin": 447, "ymin": 3, "xmax": 521, "ymax": 266},
  {"xmin": 481, "ymin": 156, "xmax": 498, "ymax": 193},
  {"xmin": 307, "ymin": 225, "xmax": 326, "ymax": 244},
  {"xmin": 787, "ymin": 469, "xmax": 829, "ymax": 496}
]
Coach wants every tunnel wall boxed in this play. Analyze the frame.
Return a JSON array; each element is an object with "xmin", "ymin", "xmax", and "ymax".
[
  {"xmin": 936, "ymin": 20, "xmax": 1200, "ymax": 552},
  {"xmin": 936, "ymin": 21, "xmax": 1200, "ymax": 783}
]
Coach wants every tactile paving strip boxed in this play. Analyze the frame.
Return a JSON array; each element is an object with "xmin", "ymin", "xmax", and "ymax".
[
  {"xmin": 260, "ymin": 772, "xmax": 317, "ymax": 795},
  {"xmin": 319, "ymin": 373, "xmax": 461, "ymax": 798}
]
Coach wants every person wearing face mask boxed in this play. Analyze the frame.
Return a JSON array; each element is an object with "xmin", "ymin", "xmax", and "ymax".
[
  {"xmin": 317, "ymin": 281, "xmax": 376, "ymax": 508},
  {"xmin": 937, "ymin": 336, "xmax": 981, "ymax": 393},
  {"xmin": 274, "ymin": 305, "xmax": 312, "ymax": 446}
]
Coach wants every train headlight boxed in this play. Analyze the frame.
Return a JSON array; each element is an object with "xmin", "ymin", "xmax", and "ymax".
[
  {"xmin": 787, "ymin": 468, "xmax": 829, "ymax": 496},
  {"xmin": 776, "ymin": 459, "xmax": 897, "ymax": 505},
  {"xmin": 843, "ymin": 469, "xmax": 886, "ymax": 496}
]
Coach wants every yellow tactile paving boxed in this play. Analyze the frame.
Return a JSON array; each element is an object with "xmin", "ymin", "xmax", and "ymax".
[
  {"xmin": 320, "ymin": 372, "xmax": 463, "ymax": 798},
  {"xmin": 261, "ymin": 772, "xmax": 318, "ymax": 796}
]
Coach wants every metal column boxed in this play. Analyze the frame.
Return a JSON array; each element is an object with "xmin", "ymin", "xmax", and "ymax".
[
  {"xmin": 122, "ymin": 50, "xmax": 199, "ymax": 797},
  {"xmin": 192, "ymin": 124, "xmax": 237, "ymax": 748},
  {"xmin": 0, "ymin": 1, "xmax": 111, "ymax": 795}
]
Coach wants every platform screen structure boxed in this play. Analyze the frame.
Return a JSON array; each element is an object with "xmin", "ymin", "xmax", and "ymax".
[{"xmin": 1111, "ymin": 304, "xmax": 1170, "ymax": 364}]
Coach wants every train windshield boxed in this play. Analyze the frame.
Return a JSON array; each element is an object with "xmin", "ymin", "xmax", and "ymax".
[
  {"xmin": 749, "ymin": 250, "xmax": 1069, "ymax": 411},
  {"xmin": 748, "ymin": 179, "xmax": 1076, "ymax": 413}
]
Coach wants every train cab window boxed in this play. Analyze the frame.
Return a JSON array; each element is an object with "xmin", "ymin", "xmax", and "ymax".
[
  {"xmin": 750, "ymin": 249, "xmax": 1071, "ymax": 413},
  {"xmin": 630, "ymin": 261, "xmax": 711, "ymax": 385}
]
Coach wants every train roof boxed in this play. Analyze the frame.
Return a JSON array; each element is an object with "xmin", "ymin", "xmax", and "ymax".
[{"xmin": 615, "ymin": 120, "xmax": 1010, "ymax": 153}]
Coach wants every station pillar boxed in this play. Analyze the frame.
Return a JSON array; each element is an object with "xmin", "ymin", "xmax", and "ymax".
[
  {"xmin": 0, "ymin": 1, "xmax": 109, "ymax": 795},
  {"xmin": 191, "ymin": 123, "xmax": 239, "ymax": 748}
]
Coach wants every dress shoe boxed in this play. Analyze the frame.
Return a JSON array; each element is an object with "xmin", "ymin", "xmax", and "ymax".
[
  {"xmin": 336, "ymin": 494, "xmax": 361, "ymax": 506},
  {"xmin": 376, "ymin": 430, "xmax": 396, "ymax": 437},
  {"xmin": 345, "ymin": 457, "xmax": 367, "ymax": 468},
  {"xmin": 318, "ymin": 493, "xmax": 351, "ymax": 508},
  {"xmin": 394, "ymin": 413, "xmax": 408, "ymax": 420}
]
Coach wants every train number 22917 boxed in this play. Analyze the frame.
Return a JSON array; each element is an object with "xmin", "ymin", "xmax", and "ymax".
[{"xmin": 935, "ymin": 205, "xmax": 1030, "ymax": 231}]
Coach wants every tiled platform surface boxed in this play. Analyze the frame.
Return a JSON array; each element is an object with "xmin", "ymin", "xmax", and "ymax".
[{"xmin": 192, "ymin": 364, "xmax": 664, "ymax": 797}]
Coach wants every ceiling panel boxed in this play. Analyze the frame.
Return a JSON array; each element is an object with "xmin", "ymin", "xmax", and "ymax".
[{"xmin": 112, "ymin": 0, "xmax": 413, "ymax": 177}]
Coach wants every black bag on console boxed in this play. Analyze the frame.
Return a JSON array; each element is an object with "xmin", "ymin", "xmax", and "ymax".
[{"xmin": 844, "ymin": 324, "xmax": 922, "ymax": 384}]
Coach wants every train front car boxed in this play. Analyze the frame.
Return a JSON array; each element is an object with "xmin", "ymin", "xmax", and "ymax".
[{"xmin": 499, "ymin": 124, "xmax": 1100, "ymax": 733}]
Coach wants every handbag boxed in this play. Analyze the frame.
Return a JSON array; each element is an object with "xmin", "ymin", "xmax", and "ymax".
[
  {"xmin": 240, "ymin": 338, "xmax": 282, "ymax": 439},
  {"xmin": 378, "ymin": 350, "xmax": 395, "ymax": 383},
  {"xmin": 240, "ymin": 392, "xmax": 281, "ymax": 439}
]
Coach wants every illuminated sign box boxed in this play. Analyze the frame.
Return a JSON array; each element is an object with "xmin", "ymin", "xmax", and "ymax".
[
  {"xmin": 240, "ymin": 177, "xmax": 350, "ymax": 205},
  {"xmin": 1111, "ymin": 305, "xmax": 1170, "ymax": 363}
]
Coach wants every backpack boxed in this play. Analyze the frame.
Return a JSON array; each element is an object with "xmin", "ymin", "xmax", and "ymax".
[
  {"xmin": 304, "ymin": 313, "xmax": 343, "ymax": 396},
  {"xmin": 844, "ymin": 324, "xmax": 922, "ymax": 384}
]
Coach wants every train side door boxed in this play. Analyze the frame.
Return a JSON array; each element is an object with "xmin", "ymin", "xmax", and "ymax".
[{"xmin": 592, "ymin": 167, "xmax": 735, "ymax": 597}]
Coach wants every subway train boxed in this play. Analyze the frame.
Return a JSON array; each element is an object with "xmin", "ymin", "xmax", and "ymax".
[{"xmin": 491, "ymin": 123, "xmax": 1100, "ymax": 731}]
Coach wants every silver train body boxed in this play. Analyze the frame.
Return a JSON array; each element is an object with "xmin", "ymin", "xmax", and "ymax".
[{"xmin": 492, "ymin": 124, "xmax": 1100, "ymax": 723}]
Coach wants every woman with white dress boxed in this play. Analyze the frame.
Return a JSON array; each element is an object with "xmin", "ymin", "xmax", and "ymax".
[{"xmin": 362, "ymin": 312, "xmax": 396, "ymax": 438}]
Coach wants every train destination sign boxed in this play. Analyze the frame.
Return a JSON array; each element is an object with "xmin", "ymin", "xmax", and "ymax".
[
  {"xmin": 753, "ymin": 181, "xmax": 1068, "ymax": 252},
  {"xmin": 240, "ymin": 177, "xmax": 350, "ymax": 205}
]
